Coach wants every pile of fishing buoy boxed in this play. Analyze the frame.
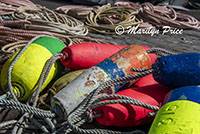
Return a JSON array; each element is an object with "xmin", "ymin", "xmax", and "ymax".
[{"xmin": 0, "ymin": 35, "xmax": 199, "ymax": 134}]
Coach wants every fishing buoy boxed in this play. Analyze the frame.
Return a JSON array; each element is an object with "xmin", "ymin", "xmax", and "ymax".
[
  {"xmin": 39, "ymin": 69, "xmax": 86, "ymax": 109},
  {"xmin": 60, "ymin": 42, "xmax": 127, "ymax": 70},
  {"xmin": 95, "ymin": 74, "xmax": 170, "ymax": 127},
  {"xmin": 1, "ymin": 36, "xmax": 66, "ymax": 100},
  {"xmin": 149, "ymin": 85, "xmax": 200, "ymax": 134},
  {"xmin": 152, "ymin": 53, "xmax": 200, "ymax": 88},
  {"xmin": 165, "ymin": 85, "xmax": 200, "ymax": 103},
  {"xmin": 51, "ymin": 44, "xmax": 156, "ymax": 121},
  {"xmin": 49, "ymin": 69, "xmax": 86, "ymax": 93},
  {"xmin": 60, "ymin": 43, "xmax": 156, "ymax": 70},
  {"xmin": 135, "ymin": 74, "xmax": 158, "ymax": 87}
]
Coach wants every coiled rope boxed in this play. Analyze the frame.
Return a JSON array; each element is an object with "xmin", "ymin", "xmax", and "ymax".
[
  {"xmin": 85, "ymin": 4, "xmax": 141, "ymax": 34},
  {"xmin": 0, "ymin": 0, "xmax": 37, "ymax": 15},
  {"xmin": 12, "ymin": 6, "xmax": 88, "ymax": 36},
  {"xmin": 138, "ymin": 2, "xmax": 200, "ymax": 29},
  {"xmin": 0, "ymin": 3, "xmax": 89, "ymax": 45},
  {"xmin": 56, "ymin": 5, "xmax": 97, "ymax": 20}
]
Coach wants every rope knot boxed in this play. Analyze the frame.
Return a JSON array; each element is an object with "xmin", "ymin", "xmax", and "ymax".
[{"xmin": 85, "ymin": 108, "xmax": 94, "ymax": 123}]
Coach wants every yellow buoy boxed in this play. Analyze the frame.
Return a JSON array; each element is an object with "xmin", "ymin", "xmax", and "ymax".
[
  {"xmin": 1, "ymin": 36, "xmax": 66, "ymax": 100},
  {"xmin": 149, "ymin": 86, "xmax": 200, "ymax": 134},
  {"xmin": 149, "ymin": 100, "xmax": 200, "ymax": 134}
]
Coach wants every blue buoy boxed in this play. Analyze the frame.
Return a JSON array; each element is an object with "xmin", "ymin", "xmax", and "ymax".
[
  {"xmin": 164, "ymin": 85, "xmax": 200, "ymax": 103},
  {"xmin": 152, "ymin": 53, "xmax": 200, "ymax": 88}
]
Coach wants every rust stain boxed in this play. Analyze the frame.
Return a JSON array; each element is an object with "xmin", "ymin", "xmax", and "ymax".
[
  {"xmin": 84, "ymin": 93, "xmax": 89, "ymax": 97},
  {"xmin": 87, "ymin": 74, "xmax": 91, "ymax": 80},
  {"xmin": 94, "ymin": 71, "xmax": 105, "ymax": 80},
  {"xmin": 106, "ymin": 45, "xmax": 152, "ymax": 76},
  {"xmin": 116, "ymin": 74, "xmax": 119, "ymax": 78},
  {"xmin": 113, "ymin": 69, "xmax": 117, "ymax": 73},
  {"xmin": 85, "ymin": 80, "xmax": 95, "ymax": 86}
]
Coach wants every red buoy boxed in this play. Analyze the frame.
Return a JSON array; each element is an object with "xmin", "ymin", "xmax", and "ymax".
[
  {"xmin": 60, "ymin": 42, "xmax": 126, "ymax": 70},
  {"xmin": 60, "ymin": 42, "xmax": 156, "ymax": 70},
  {"xmin": 135, "ymin": 74, "xmax": 158, "ymax": 87},
  {"xmin": 95, "ymin": 74, "xmax": 170, "ymax": 127}
]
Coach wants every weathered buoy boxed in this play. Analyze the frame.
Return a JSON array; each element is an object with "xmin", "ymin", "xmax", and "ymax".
[
  {"xmin": 140, "ymin": 45, "xmax": 157, "ymax": 64},
  {"xmin": 1, "ymin": 36, "xmax": 66, "ymax": 100},
  {"xmin": 60, "ymin": 42, "xmax": 127, "ymax": 70},
  {"xmin": 152, "ymin": 53, "xmax": 200, "ymax": 88},
  {"xmin": 149, "ymin": 85, "xmax": 200, "ymax": 134},
  {"xmin": 95, "ymin": 74, "xmax": 170, "ymax": 127},
  {"xmin": 51, "ymin": 44, "xmax": 156, "ymax": 121}
]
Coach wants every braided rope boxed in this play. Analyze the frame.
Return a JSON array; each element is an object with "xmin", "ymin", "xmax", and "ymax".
[
  {"xmin": 91, "ymin": 94, "xmax": 159, "ymax": 110},
  {"xmin": 29, "ymin": 118, "xmax": 49, "ymax": 133},
  {"xmin": 31, "ymin": 53, "xmax": 63, "ymax": 107},
  {"xmin": 0, "ymin": 99, "xmax": 55, "ymax": 118},
  {"xmin": 146, "ymin": 47, "xmax": 177, "ymax": 56},
  {"xmin": 90, "ymin": 99, "xmax": 159, "ymax": 110},
  {"xmin": 0, "ymin": 120, "xmax": 17, "ymax": 128},
  {"xmin": 130, "ymin": 68, "xmax": 149, "ymax": 72}
]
